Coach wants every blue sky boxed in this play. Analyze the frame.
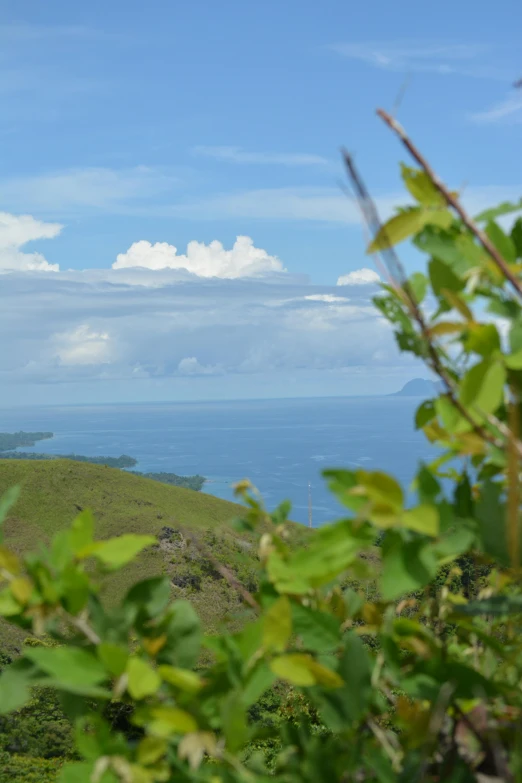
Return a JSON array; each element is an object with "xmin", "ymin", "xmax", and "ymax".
[{"xmin": 0, "ymin": 0, "xmax": 520, "ymax": 403}]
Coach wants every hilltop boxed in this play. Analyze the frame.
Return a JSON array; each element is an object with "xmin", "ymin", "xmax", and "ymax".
[
  {"xmin": 390, "ymin": 378, "xmax": 438, "ymax": 397},
  {"xmin": 0, "ymin": 460, "xmax": 270, "ymax": 653}
]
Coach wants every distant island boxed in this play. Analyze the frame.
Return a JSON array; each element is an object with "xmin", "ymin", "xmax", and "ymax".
[
  {"xmin": 0, "ymin": 431, "xmax": 53, "ymax": 452},
  {"xmin": 391, "ymin": 378, "xmax": 438, "ymax": 397},
  {"xmin": 0, "ymin": 431, "xmax": 205, "ymax": 491}
]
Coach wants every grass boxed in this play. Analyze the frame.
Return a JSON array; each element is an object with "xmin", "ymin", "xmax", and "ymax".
[{"xmin": 0, "ymin": 459, "xmax": 259, "ymax": 652}]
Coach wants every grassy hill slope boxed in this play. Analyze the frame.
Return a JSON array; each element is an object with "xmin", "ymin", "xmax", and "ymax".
[{"xmin": 0, "ymin": 460, "xmax": 261, "ymax": 652}]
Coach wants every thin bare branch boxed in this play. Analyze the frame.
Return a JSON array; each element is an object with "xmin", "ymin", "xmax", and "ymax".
[
  {"xmin": 340, "ymin": 148, "xmax": 506, "ymax": 453},
  {"xmin": 377, "ymin": 108, "xmax": 522, "ymax": 299},
  {"xmin": 184, "ymin": 531, "xmax": 260, "ymax": 612}
]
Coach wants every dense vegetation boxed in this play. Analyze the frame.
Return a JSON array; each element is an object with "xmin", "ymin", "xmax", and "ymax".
[
  {"xmin": 1, "ymin": 452, "xmax": 138, "ymax": 469},
  {"xmin": 1, "ymin": 118, "xmax": 522, "ymax": 780},
  {"xmin": 130, "ymin": 473, "xmax": 205, "ymax": 492},
  {"xmin": 0, "ymin": 432, "xmax": 53, "ymax": 452}
]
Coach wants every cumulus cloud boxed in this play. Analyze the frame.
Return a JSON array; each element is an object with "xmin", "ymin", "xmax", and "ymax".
[
  {"xmin": 53, "ymin": 324, "xmax": 112, "ymax": 366},
  {"xmin": 178, "ymin": 357, "xmax": 223, "ymax": 376},
  {"xmin": 337, "ymin": 268, "xmax": 380, "ymax": 286},
  {"xmin": 0, "ymin": 212, "xmax": 61, "ymax": 271},
  {"xmin": 113, "ymin": 235, "xmax": 284, "ymax": 279}
]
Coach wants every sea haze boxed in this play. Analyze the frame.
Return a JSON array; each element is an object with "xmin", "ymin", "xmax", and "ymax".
[{"xmin": 0, "ymin": 397, "xmax": 433, "ymax": 527}]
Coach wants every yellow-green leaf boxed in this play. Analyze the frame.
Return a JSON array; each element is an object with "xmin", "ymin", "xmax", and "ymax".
[
  {"xmin": 80, "ymin": 534, "xmax": 156, "ymax": 569},
  {"xmin": 271, "ymin": 653, "xmax": 343, "ymax": 688},
  {"xmin": 263, "ymin": 596, "xmax": 292, "ymax": 652},
  {"xmin": 126, "ymin": 658, "xmax": 161, "ymax": 700},
  {"xmin": 10, "ymin": 577, "xmax": 33, "ymax": 605},
  {"xmin": 460, "ymin": 359, "xmax": 506, "ymax": 416},
  {"xmin": 97, "ymin": 643, "xmax": 128, "ymax": 677},
  {"xmin": 148, "ymin": 706, "xmax": 198, "ymax": 737},
  {"xmin": 429, "ymin": 321, "xmax": 465, "ymax": 337},
  {"xmin": 137, "ymin": 736, "xmax": 167, "ymax": 766},
  {"xmin": 505, "ymin": 349, "xmax": 522, "ymax": 370},
  {"xmin": 158, "ymin": 665, "xmax": 203, "ymax": 693},
  {"xmin": 368, "ymin": 208, "xmax": 430, "ymax": 253},
  {"xmin": 402, "ymin": 505, "xmax": 439, "ymax": 537},
  {"xmin": 401, "ymin": 164, "xmax": 444, "ymax": 207},
  {"xmin": 0, "ymin": 546, "xmax": 20, "ymax": 575}
]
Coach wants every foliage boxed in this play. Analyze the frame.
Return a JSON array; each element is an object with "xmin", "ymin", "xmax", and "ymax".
[{"xmin": 1, "ymin": 153, "xmax": 522, "ymax": 780}]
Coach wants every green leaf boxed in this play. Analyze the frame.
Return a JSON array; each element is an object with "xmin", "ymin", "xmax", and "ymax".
[
  {"xmin": 161, "ymin": 600, "xmax": 202, "ymax": 669},
  {"xmin": 369, "ymin": 207, "xmax": 454, "ymax": 254},
  {"xmin": 0, "ymin": 587, "xmax": 21, "ymax": 616},
  {"xmin": 337, "ymin": 632, "xmax": 373, "ymax": 721},
  {"xmin": 267, "ymin": 517, "xmax": 374, "ymax": 593},
  {"xmin": 158, "ymin": 665, "xmax": 203, "ymax": 693},
  {"xmin": 137, "ymin": 736, "xmax": 167, "ymax": 766},
  {"xmin": 263, "ymin": 595, "xmax": 292, "ymax": 652},
  {"xmin": 408, "ymin": 272, "xmax": 428, "ymax": 304},
  {"xmin": 148, "ymin": 706, "xmax": 198, "ymax": 737},
  {"xmin": 401, "ymin": 504, "xmax": 439, "ymax": 537},
  {"xmin": 460, "ymin": 359, "xmax": 506, "ymax": 416},
  {"xmin": 485, "ymin": 220, "xmax": 516, "ymax": 264},
  {"xmin": 97, "ymin": 643, "xmax": 128, "ymax": 677},
  {"xmin": 380, "ymin": 533, "xmax": 438, "ymax": 601},
  {"xmin": 474, "ymin": 198, "xmax": 522, "ymax": 223},
  {"xmin": 125, "ymin": 576, "xmax": 171, "ymax": 618},
  {"xmin": 222, "ymin": 692, "xmax": 249, "ymax": 752},
  {"xmin": 504, "ymin": 349, "xmax": 522, "ymax": 369},
  {"xmin": 69, "ymin": 510, "xmax": 94, "ymax": 554},
  {"xmin": 292, "ymin": 603, "xmax": 341, "ymax": 652},
  {"xmin": 81, "ymin": 534, "xmax": 156, "ymax": 569},
  {"xmin": 0, "ymin": 665, "xmax": 31, "ymax": 713},
  {"xmin": 58, "ymin": 763, "xmax": 101, "ymax": 783},
  {"xmin": 241, "ymin": 661, "xmax": 277, "ymax": 707},
  {"xmin": 25, "ymin": 647, "xmax": 108, "ymax": 694},
  {"xmin": 271, "ymin": 653, "xmax": 343, "ymax": 687},
  {"xmin": 511, "ymin": 217, "xmax": 522, "ymax": 258},
  {"xmin": 401, "ymin": 164, "xmax": 444, "ymax": 207},
  {"xmin": 428, "ymin": 257, "xmax": 465, "ymax": 296},
  {"xmin": 126, "ymin": 657, "xmax": 161, "ymax": 700},
  {"xmin": 464, "ymin": 323, "xmax": 501, "ymax": 357},
  {"xmin": 415, "ymin": 399, "xmax": 436, "ymax": 430}
]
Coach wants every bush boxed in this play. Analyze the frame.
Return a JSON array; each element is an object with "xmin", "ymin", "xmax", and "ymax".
[{"xmin": 1, "ymin": 119, "xmax": 522, "ymax": 780}]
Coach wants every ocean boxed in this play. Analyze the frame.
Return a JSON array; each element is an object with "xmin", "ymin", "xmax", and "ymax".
[{"xmin": 0, "ymin": 396, "xmax": 433, "ymax": 527}]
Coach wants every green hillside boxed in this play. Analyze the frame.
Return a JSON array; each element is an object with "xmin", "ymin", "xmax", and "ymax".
[{"xmin": 0, "ymin": 459, "xmax": 262, "ymax": 653}]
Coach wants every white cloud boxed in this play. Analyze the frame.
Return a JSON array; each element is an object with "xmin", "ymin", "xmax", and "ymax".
[
  {"xmin": 469, "ymin": 93, "xmax": 522, "ymax": 124},
  {"xmin": 329, "ymin": 41, "xmax": 505, "ymax": 79},
  {"xmin": 192, "ymin": 146, "xmax": 329, "ymax": 167},
  {"xmin": 0, "ymin": 212, "xmax": 61, "ymax": 271},
  {"xmin": 53, "ymin": 324, "xmax": 112, "ymax": 366},
  {"xmin": 304, "ymin": 294, "xmax": 349, "ymax": 303},
  {"xmin": 113, "ymin": 235, "xmax": 284, "ymax": 279},
  {"xmin": 171, "ymin": 187, "xmax": 403, "ymax": 224},
  {"xmin": 178, "ymin": 357, "xmax": 223, "ymax": 376},
  {"xmin": 337, "ymin": 268, "xmax": 380, "ymax": 286},
  {"xmin": 0, "ymin": 167, "xmax": 179, "ymax": 216}
]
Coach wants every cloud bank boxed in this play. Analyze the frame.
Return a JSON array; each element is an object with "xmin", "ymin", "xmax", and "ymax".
[{"xmin": 113, "ymin": 235, "xmax": 285, "ymax": 279}]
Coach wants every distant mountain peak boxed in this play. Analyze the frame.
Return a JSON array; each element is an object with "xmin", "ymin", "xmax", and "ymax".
[{"xmin": 391, "ymin": 378, "xmax": 437, "ymax": 397}]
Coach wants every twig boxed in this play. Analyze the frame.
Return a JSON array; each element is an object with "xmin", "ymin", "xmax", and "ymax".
[
  {"xmin": 184, "ymin": 531, "xmax": 260, "ymax": 612},
  {"xmin": 341, "ymin": 148, "xmax": 506, "ymax": 453},
  {"xmin": 62, "ymin": 610, "xmax": 101, "ymax": 645},
  {"xmin": 377, "ymin": 108, "xmax": 522, "ymax": 300}
]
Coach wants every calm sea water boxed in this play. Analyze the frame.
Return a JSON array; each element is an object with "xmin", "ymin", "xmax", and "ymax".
[{"xmin": 0, "ymin": 397, "xmax": 432, "ymax": 527}]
